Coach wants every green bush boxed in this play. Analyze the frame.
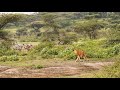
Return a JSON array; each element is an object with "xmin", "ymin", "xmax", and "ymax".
[
  {"xmin": 30, "ymin": 44, "xmax": 76, "ymax": 60},
  {"xmin": 0, "ymin": 41, "xmax": 18, "ymax": 56},
  {"xmin": 107, "ymin": 44, "xmax": 120, "ymax": 57},
  {"xmin": 31, "ymin": 64, "xmax": 44, "ymax": 69},
  {"xmin": 0, "ymin": 56, "xmax": 7, "ymax": 62},
  {"xmin": 40, "ymin": 47, "xmax": 51, "ymax": 58},
  {"xmin": 112, "ymin": 44, "xmax": 120, "ymax": 55},
  {"xmin": 72, "ymin": 39, "xmax": 111, "ymax": 58},
  {"xmin": 86, "ymin": 48, "xmax": 108, "ymax": 58},
  {"xmin": 58, "ymin": 47, "xmax": 75, "ymax": 60},
  {"xmin": 31, "ymin": 42, "xmax": 54, "ymax": 54},
  {"xmin": 29, "ymin": 42, "xmax": 56, "ymax": 59},
  {"xmin": 40, "ymin": 47, "xmax": 60, "ymax": 59},
  {"xmin": 5, "ymin": 50, "xmax": 18, "ymax": 56},
  {"xmin": 17, "ymin": 51, "xmax": 28, "ymax": 56},
  {"xmin": 0, "ymin": 55, "xmax": 19, "ymax": 62},
  {"xmin": 64, "ymin": 53, "xmax": 76, "ymax": 60},
  {"xmin": 8, "ymin": 55, "xmax": 19, "ymax": 61},
  {"xmin": 18, "ymin": 36, "xmax": 40, "ymax": 42},
  {"xmin": 28, "ymin": 39, "xmax": 120, "ymax": 60},
  {"xmin": 0, "ymin": 48, "xmax": 18, "ymax": 56}
]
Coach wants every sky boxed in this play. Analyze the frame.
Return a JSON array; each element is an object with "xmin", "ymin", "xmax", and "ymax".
[{"xmin": 0, "ymin": 12, "xmax": 35, "ymax": 14}]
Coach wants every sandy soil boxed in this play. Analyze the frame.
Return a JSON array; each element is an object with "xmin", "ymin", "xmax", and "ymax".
[{"xmin": 0, "ymin": 61, "xmax": 114, "ymax": 78}]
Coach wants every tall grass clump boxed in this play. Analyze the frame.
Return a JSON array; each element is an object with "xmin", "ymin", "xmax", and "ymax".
[
  {"xmin": 94, "ymin": 60, "xmax": 120, "ymax": 78},
  {"xmin": 0, "ymin": 55, "xmax": 19, "ymax": 62},
  {"xmin": 107, "ymin": 44, "xmax": 120, "ymax": 57},
  {"xmin": 58, "ymin": 46, "xmax": 76, "ymax": 60},
  {"xmin": 0, "ymin": 41, "xmax": 18, "ymax": 56},
  {"xmin": 28, "ymin": 42, "xmax": 55, "ymax": 59},
  {"xmin": 72, "ymin": 39, "xmax": 108, "ymax": 58},
  {"xmin": 28, "ymin": 39, "xmax": 120, "ymax": 60}
]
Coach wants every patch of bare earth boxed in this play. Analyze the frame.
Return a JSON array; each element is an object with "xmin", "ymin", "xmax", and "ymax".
[
  {"xmin": 0, "ymin": 61, "xmax": 114, "ymax": 78},
  {"xmin": 82, "ymin": 62, "xmax": 114, "ymax": 69}
]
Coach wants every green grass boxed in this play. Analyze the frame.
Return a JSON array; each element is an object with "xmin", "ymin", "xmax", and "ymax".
[
  {"xmin": 0, "ymin": 58, "xmax": 64, "ymax": 67},
  {"xmin": 1, "ymin": 27, "xmax": 120, "ymax": 77},
  {"xmin": 30, "ymin": 64, "xmax": 44, "ymax": 69},
  {"xmin": 20, "ymin": 42, "xmax": 39, "ymax": 46},
  {"xmin": 4, "ymin": 27, "xmax": 20, "ymax": 33},
  {"xmin": 93, "ymin": 60, "xmax": 120, "ymax": 78}
]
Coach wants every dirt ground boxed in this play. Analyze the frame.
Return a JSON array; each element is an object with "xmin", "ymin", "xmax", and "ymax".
[{"xmin": 0, "ymin": 60, "xmax": 114, "ymax": 78}]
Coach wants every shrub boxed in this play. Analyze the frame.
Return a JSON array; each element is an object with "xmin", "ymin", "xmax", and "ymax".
[
  {"xmin": 112, "ymin": 44, "xmax": 120, "ymax": 55},
  {"xmin": 5, "ymin": 50, "xmax": 18, "ymax": 56},
  {"xmin": 107, "ymin": 44, "xmax": 120, "ymax": 57},
  {"xmin": 29, "ymin": 39, "xmax": 120, "ymax": 60},
  {"xmin": 40, "ymin": 47, "xmax": 51, "ymax": 58},
  {"xmin": 48, "ymin": 48, "xmax": 59, "ymax": 55},
  {"xmin": 18, "ymin": 36, "xmax": 40, "ymax": 42},
  {"xmin": 31, "ymin": 64, "xmax": 44, "ymax": 69},
  {"xmin": 8, "ymin": 55, "xmax": 19, "ymax": 61},
  {"xmin": 0, "ymin": 56, "xmax": 7, "ymax": 62},
  {"xmin": 40, "ymin": 47, "xmax": 59, "ymax": 59},
  {"xmin": 72, "ymin": 40, "xmax": 104, "ymax": 58},
  {"xmin": 0, "ymin": 48, "xmax": 18, "ymax": 56},
  {"xmin": 0, "ymin": 41, "xmax": 12, "ymax": 49},
  {"xmin": 0, "ymin": 55, "xmax": 19, "ymax": 62},
  {"xmin": 29, "ymin": 42, "xmax": 55, "ymax": 59},
  {"xmin": 58, "ymin": 47, "xmax": 75, "ymax": 60},
  {"xmin": 0, "ymin": 41, "xmax": 18, "ymax": 56},
  {"xmin": 31, "ymin": 42, "xmax": 54, "ymax": 53},
  {"xmin": 64, "ymin": 53, "xmax": 76, "ymax": 60}
]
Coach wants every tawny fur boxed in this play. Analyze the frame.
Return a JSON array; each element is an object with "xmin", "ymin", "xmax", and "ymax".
[{"xmin": 73, "ymin": 49, "xmax": 87, "ymax": 62}]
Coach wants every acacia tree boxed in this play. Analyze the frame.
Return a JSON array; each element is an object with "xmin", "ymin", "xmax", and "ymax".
[
  {"xmin": 28, "ymin": 21, "xmax": 44, "ymax": 36},
  {"xmin": 41, "ymin": 14, "xmax": 61, "ymax": 42},
  {"xmin": 0, "ymin": 14, "xmax": 21, "ymax": 40},
  {"xmin": 42, "ymin": 14, "xmax": 60, "ymax": 33},
  {"xmin": 107, "ymin": 24, "xmax": 120, "ymax": 44},
  {"xmin": 73, "ymin": 19, "xmax": 104, "ymax": 39},
  {"xmin": 16, "ymin": 28, "xmax": 28, "ymax": 37}
]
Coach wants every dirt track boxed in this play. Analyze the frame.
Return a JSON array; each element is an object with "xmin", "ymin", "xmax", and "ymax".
[{"xmin": 0, "ymin": 61, "xmax": 114, "ymax": 78}]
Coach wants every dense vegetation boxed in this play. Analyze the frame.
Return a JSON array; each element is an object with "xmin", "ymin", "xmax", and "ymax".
[{"xmin": 0, "ymin": 12, "xmax": 120, "ymax": 77}]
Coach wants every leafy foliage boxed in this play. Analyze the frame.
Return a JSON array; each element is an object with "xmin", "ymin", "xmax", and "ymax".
[
  {"xmin": 73, "ymin": 19, "xmax": 104, "ymax": 39},
  {"xmin": 0, "ymin": 55, "xmax": 19, "ymax": 62},
  {"xmin": 0, "ymin": 14, "xmax": 21, "ymax": 30}
]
